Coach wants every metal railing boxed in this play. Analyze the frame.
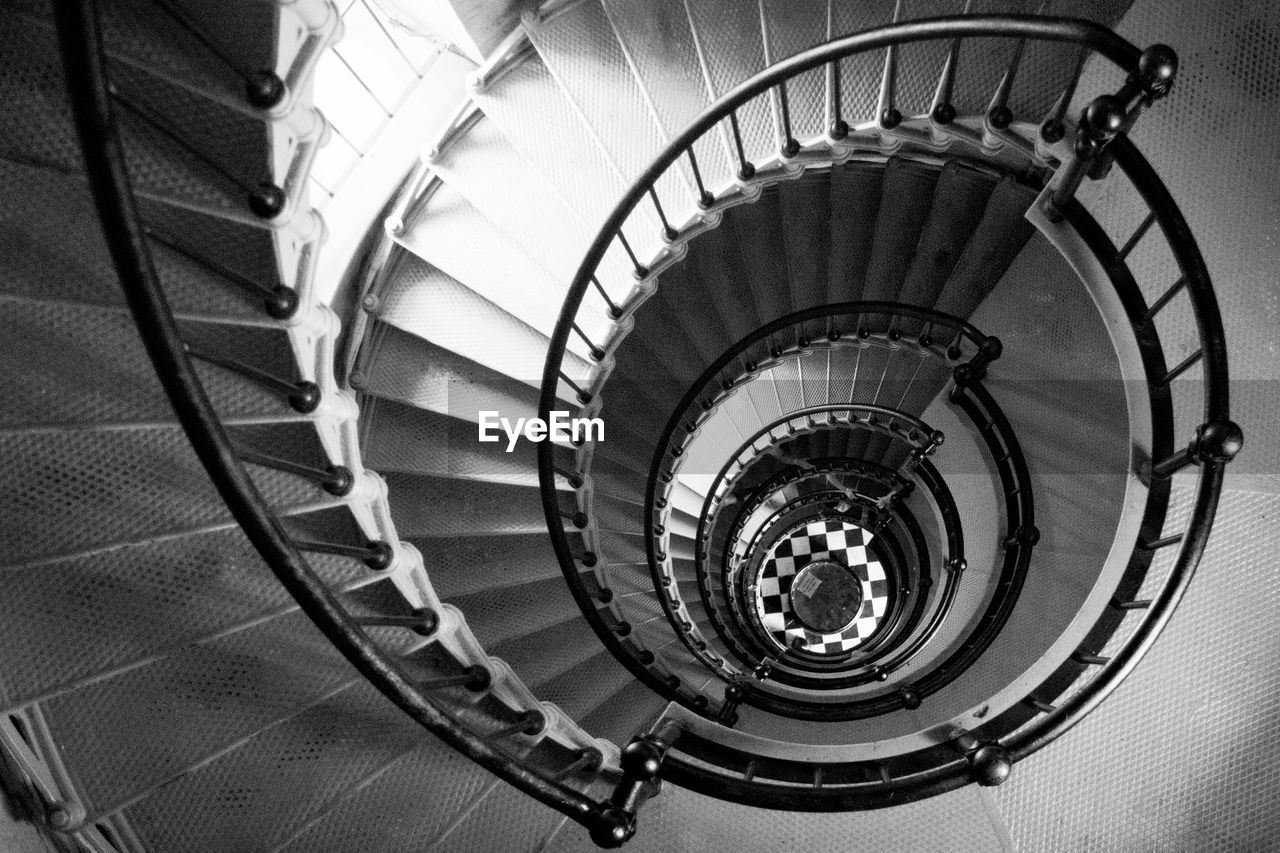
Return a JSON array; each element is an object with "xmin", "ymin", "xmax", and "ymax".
[
  {"xmin": 658, "ymin": 402, "xmax": 944, "ymax": 693},
  {"xmin": 537, "ymin": 13, "xmax": 1238, "ymax": 822},
  {"xmin": 46, "ymin": 0, "xmax": 1239, "ymax": 842},
  {"xmin": 51, "ymin": 0, "xmax": 625, "ymax": 844}
]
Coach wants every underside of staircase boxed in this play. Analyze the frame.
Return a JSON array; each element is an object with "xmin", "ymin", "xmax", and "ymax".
[{"xmin": 1, "ymin": 0, "xmax": 1276, "ymax": 850}]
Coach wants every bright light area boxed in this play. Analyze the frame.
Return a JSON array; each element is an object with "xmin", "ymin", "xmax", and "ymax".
[{"xmin": 309, "ymin": 0, "xmax": 443, "ymax": 209}]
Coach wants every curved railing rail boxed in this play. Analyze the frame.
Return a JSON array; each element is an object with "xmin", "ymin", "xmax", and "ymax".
[
  {"xmin": 712, "ymin": 457, "xmax": 926, "ymax": 672},
  {"xmin": 52, "ymin": 0, "xmax": 624, "ymax": 844},
  {"xmin": 539, "ymin": 12, "xmax": 1237, "ymax": 819},
  {"xmin": 647, "ymin": 403, "xmax": 943, "ymax": 696},
  {"xmin": 710, "ymin": 453, "xmax": 964, "ymax": 693},
  {"xmin": 543, "ymin": 300, "xmax": 997, "ymax": 721}
]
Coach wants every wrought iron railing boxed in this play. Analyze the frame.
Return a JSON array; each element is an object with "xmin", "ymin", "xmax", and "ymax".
[
  {"xmin": 50, "ymin": 0, "xmax": 624, "ymax": 844},
  {"xmin": 537, "ymin": 12, "xmax": 1238, "ymax": 823},
  {"xmin": 41, "ymin": 0, "xmax": 1238, "ymax": 844}
]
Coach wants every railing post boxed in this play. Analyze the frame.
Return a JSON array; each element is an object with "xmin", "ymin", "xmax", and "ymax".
[
  {"xmin": 591, "ymin": 720, "xmax": 682, "ymax": 848},
  {"xmin": 1150, "ymin": 419, "xmax": 1243, "ymax": 478},
  {"xmin": 1043, "ymin": 94, "xmax": 1125, "ymax": 221},
  {"xmin": 953, "ymin": 731, "xmax": 1012, "ymax": 786},
  {"xmin": 1044, "ymin": 44, "xmax": 1178, "ymax": 222}
]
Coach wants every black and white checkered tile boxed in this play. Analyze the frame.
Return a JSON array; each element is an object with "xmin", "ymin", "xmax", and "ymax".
[{"xmin": 753, "ymin": 518, "xmax": 889, "ymax": 654}]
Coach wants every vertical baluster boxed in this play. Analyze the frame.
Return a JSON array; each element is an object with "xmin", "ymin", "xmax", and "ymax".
[
  {"xmin": 728, "ymin": 111, "xmax": 756, "ymax": 180},
  {"xmin": 1040, "ymin": 46, "xmax": 1088, "ymax": 144},
  {"xmin": 686, "ymin": 148, "xmax": 716, "ymax": 209},
  {"xmin": 777, "ymin": 83, "xmax": 800, "ymax": 158}
]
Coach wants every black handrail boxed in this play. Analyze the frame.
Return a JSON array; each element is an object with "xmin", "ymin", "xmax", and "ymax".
[
  {"xmin": 690, "ymin": 376, "xmax": 1029, "ymax": 720},
  {"xmin": 1003, "ymin": 135, "xmax": 1238, "ymax": 759},
  {"xmin": 643, "ymin": 394, "xmax": 942, "ymax": 702},
  {"xmin": 537, "ymin": 13, "xmax": 1233, "ymax": 818},
  {"xmin": 707, "ymin": 459, "xmax": 919, "ymax": 661},
  {"xmin": 52, "ymin": 0, "xmax": 615, "ymax": 840},
  {"xmin": 724, "ymin": 489, "xmax": 924, "ymax": 679},
  {"xmin": 698, "ymin": 438, "xmax": 933, "ymax": 682},
  {"xmin": 641, "ymin": 146, "xmax": 1237, "ymax": 809}
]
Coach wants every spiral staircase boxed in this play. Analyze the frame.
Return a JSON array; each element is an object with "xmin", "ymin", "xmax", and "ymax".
[{"xmin": 2, "ymin": 0, "xmax": 1276, "ymax": 849}]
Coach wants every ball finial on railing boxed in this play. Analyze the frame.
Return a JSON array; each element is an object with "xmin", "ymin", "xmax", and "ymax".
[
  {"xmin": 1084, "ymin": 95, "xmax": 1126, "ymax": 140},
  {"xmin": 590, "ymin": 807, "xmax": 637, "ymax": 848},
  {"xmin": 1195, "ymin": 419, "xmax": 1244, "ymax": 462},
  {"xmin": 249, "ymin": 183, "xmax": 286, "ymax": 219},
  {"xmin": 245, "ymin": 70, "xmax": 285, "ymax": 109},
  {"xmin": 1138, "ymin": 44, "xmax": 1178, "ymax": 95},
  {"xmin": 969, "ymin": 744, "xmax": 1013, "ymax": 786},
  {"xmin": 621, "ymin": 738, "xmax": 665, "ymax": 780}
]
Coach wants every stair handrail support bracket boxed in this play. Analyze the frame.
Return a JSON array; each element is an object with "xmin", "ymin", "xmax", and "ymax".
[
  {"xmin": 1044, "ymin": 43, "xmax": 1179, "ymax": 222},
  {"xmin": 591, "ymin": 720, "xmax": 683, "ymax": 849}
]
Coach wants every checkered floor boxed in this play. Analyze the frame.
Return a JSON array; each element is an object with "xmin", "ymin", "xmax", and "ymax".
[{"xmin": 753, "ymin": 518, "xmax": 890, "ymax": 654}]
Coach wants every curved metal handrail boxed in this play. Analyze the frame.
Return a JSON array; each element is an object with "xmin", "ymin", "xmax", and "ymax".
[
  {"xmin": 539, "ymin": 12, "xmax": 1235, "ymax": 817},
  {"xmin": 644, "ymin": 401, "xmax": 940, "ymax": 696},
  {"xmin": 52, "ymin": 0, "xmax": 615, "ymax": 840},
  {"xmin": 695, "ymin": 377, "xmax": 1031, "ymax": 721},
  {"xmin": 707, "ymin": 452, "xmax": 967, "ymax": 697},
  {"xmin": 696, "ymin": 414, "xmax": 936, "ymax": 676},
  {"xmin": 1002, "ymin": 136, "xmax": 1237, "ymax": 759},
  {"xmin": 726, "ymin": 489, "xmax": 920, "ymax": 677}
]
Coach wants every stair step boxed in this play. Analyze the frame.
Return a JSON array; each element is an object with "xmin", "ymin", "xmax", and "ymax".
[
  {"xmin": 685, "ymin": 212, "xmax": 764, "ymax": 341},
  {"xmin": 732, "ymin": 186, "xmax": 793, "ymax": 324},
  {"xmin": 1011, "ymin": 0, "xmax": 1136, "ymax": 120},
  {"xmin": 122, "ymin": 679, "xmax": 424, "ymax": 852},
  {"xmin": 0, "ymin": 296, "xmax": 298, "ymax": 429},
  {"xmin": 593, "ymin": 492, "xmax": 649, "ymax": 537},
  {"xmin": 490, "ymin": 618, "xmax": 605, "ymax": 690},
  {"xmin": 683, "ymin": 0, "xmax": 775, "ymax": 163},
  {"xmin": 471, "ymin": 54, "xmax": 661, "ymax": 276},
  {"xmin": 449, "ymin": 576, "xmax": 581, "ymax": 650},
  {"xmin": 831, "ymin": 2, "xmax": 897, "ymax": 125},
  {"xmin": 361, "ymin": 399, "xmax": 545, "ymax": 486},
  {"xmin": 274, "ymin": 736, "xmax": 494, "ymax": 853},
  {"xmin": 671, "ymin": 260, "xmax": 754, "ymax": 366},
  {"xmin": 41, "ymin": 608, "xmax": 380, "ymax": 816},
  {"xmin": 860, "ymin": 157, "xmax": 941, "ymax": 302},
  {"xmin": 532, "ymin": 647, "xmax": 634, "ymax": 723},
  {"xmin": 428, "ymin": 115, "xmax": 597, "ymax": 285},
  {"xmin": 408, "ymin": 532, "xmax": 564, "ymax": 600},
  {"xmin": 395, "ymin": 181, "xmax": 609, "ymax": 346},
  {"xmin": 372, "ymin": 252, "xmax": 594, "ymax": 387},
  {"xmin": 525, "ymin": 0, "xmax": 693, "ymax": 229},
  {"xmin": 601, "ymin": 0, "xmax": 738, "ymax": 193},
  {"xmin": 946, "ymin": 0, "xmax": 1038, "ymax": 117},
  {"xmin": 891, "ymin": 1, "xmax": 956, "ymax": 116},
  {"xmin": 780, "ymin": 169, "xmax": 833, "ymax": 310},
  {"xmin": 3, "ymin": 172, "xmax": 308, "ymax": 351},
  {"xmin": 357, "ymin": 322, "xmax": 545, "ymax": 424},
  {"xmin": 438, "ymin": 781, "xmax": 568, "ymax": 853},
  {"xmin": 934, "ymin": 175, "xmax": 1038, "ymax": 319},
  {"xmin": 576, "ymin": 677, "xmax": 667, "ymax": 747},
  {"xmin": 385, "ymin": 474, "xmax": 548, "ymax": 537},
  {"xmin": 826, "ymin": 160, "xmax": 885, "ymax": 302},
  {"xmin": 762, "ymin": 0, "xmax": 830, "ymax": 141},
  {"xmin": 0, "ymin": 522, "xmax": 366, "ymax": 710},
  {"xmin": 4, "ymin": 12, "xmax": 264, "ymax": 217},
  {"xmin": 619, "ymin": 295, "xmax": 714, "ymax": 391},
  {"xmin": 898, "ymin": 162, "xmax": 999, "ymax": 308},
  {"xmin": 587, "ymin": 451, "xmax": 653, "ymax": 498},
  {"xmin": 1, "ymin": 425, "xmax": 330, "ymax": 565}
]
